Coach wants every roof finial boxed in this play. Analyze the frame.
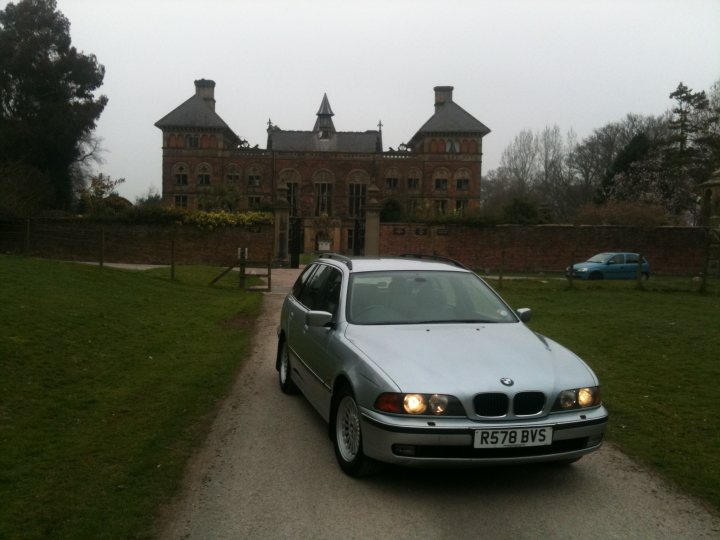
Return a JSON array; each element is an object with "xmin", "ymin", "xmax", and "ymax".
[{"xmin": 377, "ymin": 119, "xmax": 383, "ymax": 131}]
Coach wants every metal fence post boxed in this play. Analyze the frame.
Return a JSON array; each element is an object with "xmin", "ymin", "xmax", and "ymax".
[
  {"xmin": 99, "ymin": 228, "xmax": 105, "ymax": 267},
  {"xmin": 239, "ymin": 248, "xmax": 246, "ymax": 289}
]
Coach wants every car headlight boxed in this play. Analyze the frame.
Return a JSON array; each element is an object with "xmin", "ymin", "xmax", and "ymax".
[
  {"xmin": 552, "ymin": 387, "xmax": 601, "ymax": 411},
  {"xmin": 374, "ymin": 393, "xmax": 465, "ymax": 416},
  {"xmin": 577, "ymin": 267, "xmax": 588, "ymax": 273}
]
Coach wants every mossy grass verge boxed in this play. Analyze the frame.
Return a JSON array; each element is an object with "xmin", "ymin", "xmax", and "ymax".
[
  {"xmin": 0, "ymin": 256, "xmax": 263, "ymax": 539},
  {"xmin": 496, "ymin": 276, "xmax": 720, "ymax": 511}
]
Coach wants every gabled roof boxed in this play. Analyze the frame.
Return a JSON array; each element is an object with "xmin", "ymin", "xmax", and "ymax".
[
  {"xmin": 409, "ymin": 100, "xmax": 490, "ymax": 146},
  {"xmin": 269, "ymin": 130, "xmax": 381, "ymax": 153},
  {"xmin": 154, "ymin": 94, "xmax": 235, "ymax": 132}
]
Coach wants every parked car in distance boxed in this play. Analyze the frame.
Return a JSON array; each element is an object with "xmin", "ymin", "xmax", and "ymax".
[
  {"xmin": 567, "ymin": 252, "xmax": 650, "ymax": 280},
  {"xmin": 277, "ymin": 254, "xmax": 608, "ymax": 476}
]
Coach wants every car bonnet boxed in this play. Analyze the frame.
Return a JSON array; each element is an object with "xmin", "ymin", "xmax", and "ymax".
[{"xmin": 344, "ymin": 322, "xmax": 595, "ymax": 395}]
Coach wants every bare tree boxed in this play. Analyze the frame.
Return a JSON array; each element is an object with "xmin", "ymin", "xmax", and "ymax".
[{"xmin": 499, "ymin": 129, "xmax": 538, "ymax": 194}]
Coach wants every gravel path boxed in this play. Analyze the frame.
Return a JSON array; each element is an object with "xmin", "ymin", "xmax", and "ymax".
[{"xmin": 155, "ymin": 268, "xmax": 720, "ymax": 539}]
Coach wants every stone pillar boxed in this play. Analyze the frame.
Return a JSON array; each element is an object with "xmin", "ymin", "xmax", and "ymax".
[
  {"xmin": 364, "ymin": 183, "xmax": 381, "ymax": 256},
  {"xmin": 274, "ymin": 183, "xmax": 290, "ymax": 264}
]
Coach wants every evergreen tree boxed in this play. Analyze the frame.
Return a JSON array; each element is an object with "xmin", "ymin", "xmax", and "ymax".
[{"xmin": 0, "ymin": 0, "xmax": 107, "ymax": 210}]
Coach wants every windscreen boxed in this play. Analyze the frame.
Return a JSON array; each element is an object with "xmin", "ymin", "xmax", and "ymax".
[{"xmin": 347, "ymin": 271, "xmax": 518, "ymax": 325}]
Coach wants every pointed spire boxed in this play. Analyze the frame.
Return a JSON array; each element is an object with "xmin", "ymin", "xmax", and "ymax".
[
  {"xmin": 317, "ymin": 93, "xmax": 334, "ymax": 116},
  {"xmin": 313, "ymin": 93, "xmax": 336, "ymax": 135}
]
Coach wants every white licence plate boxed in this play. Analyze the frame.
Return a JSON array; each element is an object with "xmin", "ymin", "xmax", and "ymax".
[{"xmin": 474, "ymin": 426, "xmax": 553, "ymax": 448}]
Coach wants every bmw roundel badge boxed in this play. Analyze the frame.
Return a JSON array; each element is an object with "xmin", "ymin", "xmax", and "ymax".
[{"xmin": 500, "ymin": 377, "xmax": 514, "ymax": 387}]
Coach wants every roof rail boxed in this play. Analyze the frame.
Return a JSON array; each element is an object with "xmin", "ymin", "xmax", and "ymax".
[
  {"xmin": 400, "ymin": 253, "xmax": 470, "ymax": 270},
  {"xmin": 318, "ymin": 252, "xmax": 353, "ymax": 270}
]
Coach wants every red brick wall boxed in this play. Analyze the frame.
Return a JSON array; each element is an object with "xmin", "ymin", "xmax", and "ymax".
[
  {"xmin": 380, "ymin": 223, "xmax": 709, "ymax": 276},
  {"xmin": 1, "ymin": 219, "xmax": 274, "ymax": 265}
]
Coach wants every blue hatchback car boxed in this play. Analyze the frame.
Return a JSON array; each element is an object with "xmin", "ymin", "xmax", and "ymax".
[{"xmin": 566, "ymin": 252, "xmax": 650, "ymax": 280}]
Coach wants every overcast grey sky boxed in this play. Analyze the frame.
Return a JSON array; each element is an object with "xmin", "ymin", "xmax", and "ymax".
[{"xmin": 32, "ymin": 0, "xmax": 720, "ymax": 200}]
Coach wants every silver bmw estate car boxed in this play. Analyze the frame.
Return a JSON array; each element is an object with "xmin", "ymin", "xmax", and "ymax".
[{"xmin": 277, "ymin": 254, "xmax": 607, "ymax": 476}]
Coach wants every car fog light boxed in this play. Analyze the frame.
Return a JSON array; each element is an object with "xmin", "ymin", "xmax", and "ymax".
[
  {"xmin": 429, "ymin": 394, "xmax": 449, "ymax": 414},
  {"xmin": 393, "ymin": 444, "xmax": 417, "ymax": 457},
  {"xmin": 403, "ymin": 394, "xmax": 427, "ymax": 414}
]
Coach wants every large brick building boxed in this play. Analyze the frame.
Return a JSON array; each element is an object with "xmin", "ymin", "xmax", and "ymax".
[{"xmin": 155, "ymin": 80, "xmax": 490, "ymax": 254}]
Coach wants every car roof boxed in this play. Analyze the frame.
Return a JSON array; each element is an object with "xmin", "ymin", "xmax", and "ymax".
[{"xmin": 316, "ymin": 254, "xmax": 471, "ymax": 274}]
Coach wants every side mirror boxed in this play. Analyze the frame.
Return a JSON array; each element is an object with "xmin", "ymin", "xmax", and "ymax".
[
  {"xmin": 516, "ymin": 308, "xmax": 532, "ymax": 323},
  {"xmin": 306, "ymin": 310, "xmax": 333, "ymax": 328}
]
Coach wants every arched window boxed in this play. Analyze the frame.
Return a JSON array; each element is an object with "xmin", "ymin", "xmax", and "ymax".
[
  {"xmin": 247, "ymin": 165, "xmax": 263, "ymax": 188},
  {"xmin": 196, "ymin": 163, "xmax": 211, "ymax": 186},
  {"xmin": 172, "ymin": 162, "xmax": 188, "ymax": 186},
  {"xmin": 348, "ymin": 169, "xmax": 369, "ymax": 218},
  {"xmin": 312, "ymin": 169, "xmax": 335, "ymax": 216},
  {"xmin": 226, "ymin": 163, "xmax": 241, "ymax": 183},
  {"xmin": 433, "ymin": 168, "xmax": 450, "ymax": 191},
  {"xmin": 185, "ymin": 134, "xmax": 199, "ymax": 148},
  {"xmin": 446, "ymin": 140, "xmax": 459, "ymax": 153},
  {"xmin": 384, "ymin": 167, "xmax": 400, "ymax": 192},
  {"xmin": 168, "ymin": 134, "xmax": 179, "ymax": 148},
  {"xmin": 279, "ymin": 169, "xmax": 302, "ymax": 216},
  {"xmin": 406, "ymin": 168, "xmax": 422, "ymax": 191},
  {"xmin": 455, "ymin": 168, "xmax": 471, "ymax": 192}
]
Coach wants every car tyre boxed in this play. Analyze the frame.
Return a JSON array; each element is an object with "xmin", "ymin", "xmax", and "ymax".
[
  {"xmin": 589, "ymin": 271, "xmax": 603, "ymax": 280},
  {"xmin": 278, "ymin": 340, "xmax": 298, "ymax": 394},
  {"xmin": 332, "ymin": 387, "xmax": 378, "ymax": 477}
]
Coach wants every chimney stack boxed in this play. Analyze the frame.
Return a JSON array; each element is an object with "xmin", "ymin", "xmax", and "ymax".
[
  {"xmin": 194, "ymin": 79, "xmax": 216, "ymax": 111},
  {"xmin": 434, "ymin": 86, "xmax": 454, "ymax": 111}
]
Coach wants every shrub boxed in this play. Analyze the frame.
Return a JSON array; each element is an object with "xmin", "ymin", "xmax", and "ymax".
[{"xmin": 575, "ymin": 202, "xmax": 671, "ymax": 227}]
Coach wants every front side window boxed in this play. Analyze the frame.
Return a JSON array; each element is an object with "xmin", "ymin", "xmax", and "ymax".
[{"xmin": 298, "ymin": 264, "xmax": 342, "ymax": 313}]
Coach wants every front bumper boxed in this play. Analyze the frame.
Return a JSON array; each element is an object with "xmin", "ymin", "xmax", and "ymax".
[
  {"xmin": 565, "ymin": 269, "xmax": 589, "ymax": 279},
  {"xmin": 360, "ymin": 406, "xmax": 608, "ymax": 466}
]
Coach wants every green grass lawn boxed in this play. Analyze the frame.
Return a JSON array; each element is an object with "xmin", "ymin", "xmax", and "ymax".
[
  {"xmin": 495, "ymin": 276, "xmax": 720, "ymax": 511},
  {"xmin": 0, "ymin": 256, "xmax": 263, "ymax": 539},
  {"xmin": 1, "ymin": 258, "xmax": 718, "ymax": 538}
]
